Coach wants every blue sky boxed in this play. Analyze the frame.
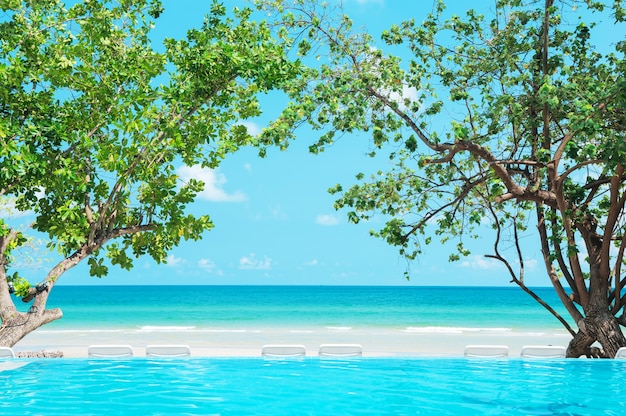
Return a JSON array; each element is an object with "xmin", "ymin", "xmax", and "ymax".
[
  {"xmin": 10, "ymin": 0, "xmax": 621, "ymax": 287},
  {"xmin": 114, "ymin": 0, "xmax": 547, "ymax": 287}
]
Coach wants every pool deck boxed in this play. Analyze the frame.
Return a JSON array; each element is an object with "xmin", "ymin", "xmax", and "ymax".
[{"xmin": 13, "ymin": 327, "xmax": 572, "ymax": 358}]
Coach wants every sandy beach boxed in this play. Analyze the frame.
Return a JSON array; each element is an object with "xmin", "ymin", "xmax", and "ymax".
[
  {"xmin": 13, "ymin": 326, "xmax": 572, "ymax": 358},
  {"xmin": 10, "ymin": 286, "xmax": 576, "ymax": 358}
]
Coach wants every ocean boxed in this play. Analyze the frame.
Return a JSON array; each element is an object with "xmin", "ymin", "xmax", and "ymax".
[{"xmin": 37, "ymin": 285, "xmax": 573, "ymax": 333}]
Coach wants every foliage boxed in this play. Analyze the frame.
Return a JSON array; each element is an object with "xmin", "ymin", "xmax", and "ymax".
[
  {"xmin": 0, "ymin": 0, "xmax": 300, "ymax": 342},
  {"xmin": 260, "ymin": 0, "xmax": 626, "ymax": 357}
]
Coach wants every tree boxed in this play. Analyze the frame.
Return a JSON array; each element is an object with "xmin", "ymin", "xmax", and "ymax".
[
  {"xmin": 262, "ymin": 0, "xmax": 626, "ymax": 357},
  {"xmin": 0, "ymin": 0, "xmax": 300, "ymax": 346}
]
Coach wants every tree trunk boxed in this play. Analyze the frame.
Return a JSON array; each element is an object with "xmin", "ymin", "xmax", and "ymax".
[
  {"xmin": 563, "ymin": 236, "xmax": 626, "ymax": 358},
  {"xmin": 567, "ymin": 312, "xmax": 626, "ymax": 358},
  {"xmin": 567, "ymin": 327, "xmax": 595, "ymax": 358},
  {"xmin": 593, "ymin": 314, "xmax": 626, "ymax": 358},
  {"xmin": 0, "ymin": 308, "xmax": 63, "ymax": 347}
]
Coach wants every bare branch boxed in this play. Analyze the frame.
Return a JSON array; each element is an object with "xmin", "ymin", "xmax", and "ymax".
[
  {"xmin": 483, "ymin": 195, "xmax": 576, "ymax": 335},
  {"xmin": 536, "ymin": 204, "xmax": 585, "ymax": 323},
  {"xmin": 611, "ymin": 231, "xmax": 626, "ymax": 314},
  {"xmin": 401, "ymin": 175, "xmax": 487, "ymax": 243}
]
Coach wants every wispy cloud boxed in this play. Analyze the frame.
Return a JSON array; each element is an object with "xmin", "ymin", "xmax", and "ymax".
[
  {"xmin": 0, "ymin": 192, "xmax": 45, "ymax": 218},
  {"xmin": 198, "ymin": 258, "xmax": 223, "ymax": 275},
  {"xmin": 316, "ymin": 214, "xmax": 340, "ymax": 226},
  {"xmin": 387, "ymin": 84, "xmax": 420, "ymax": 112},
  {"xmin": 240, "ymin": 121, "xmax": 261, "ymax": 136},
  {"xmin": 177, "ymin": 165, "xmax": 246, "ymax": 202},
  {"xmin": 165, "ymin": 254, "xmax": 185, "ymax": 267},
  {"xmin": 462, "ymin": 254, "xmax": 539, "ymax": 273},
  {"xmin": 0, "ymin": 198, "xmax": 26, "ymax": 218},
  {"xmin": 364, "ymin": 47, "xmax": 420, "ymax": 114},
  {"xmin": 461, "ymin": 255, "xmax": 502, "ymax": 270},
  {"xmin": 270, "ymin": 205, "xmax": 288, "ymax": 220},
  {"xmin": 304, "ymin": 259, "xmax": 319, "ymax": 266},
  {"xmin": 239, "ymin": 253, "xmax": 272, "ymax": 270},
  {"xmin": 519, "ymin": 258, "xmax": 538, "ymax": 270},
  {"xmin": 252, "ymin": 205, "xmax": 289, "ymax": 221}
]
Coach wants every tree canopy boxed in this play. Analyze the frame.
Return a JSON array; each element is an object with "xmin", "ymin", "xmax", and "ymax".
[
  {"xmin": 2, "ymin": 0, "xmax": 625, "ymax": 358},
  {"xmin": 0, "ymin": 0, "xmax": 300, "ymax": 345},
  {"xmin": 261, "ymin": 0, "xmax": 626, "ymax": 357}
]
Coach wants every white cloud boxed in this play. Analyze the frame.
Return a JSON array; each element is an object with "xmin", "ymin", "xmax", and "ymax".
[
  {"xmin": 0, "ymin": 198, "xmax": 23, "ymax": 218},
  {"xmin": 363, "ymin": 47, "xmax": 420, "ymax": 114},
  {"xmin": 521, "ymin": 258, "xmax": 538, "ymax": 270},
  {"xmin": 240, "ymin": 121, "xmax": 261, "ymax": 136},
  {"xmin": 198, "ymin": 259, "xmax": 222, "ymax": 274},
  {"xmin": 177, "ymin": 165, "xmax": 246, "ymax": 202},
  {"xmin": 262, "ymin": 205, "xmax": 289, "ymax": 221},
  {"xmin": 460, "ymin": 254, "xmax": 538, "ymax": 273},
  {"xmin": 0, "ymin": 191, "xmax": 45, "ymax": 218},
  {"xmin": 250, "ymin": 205, "xmax": 288, "ymax": 222},
  {"xmin": 239, "ymin": 253, "xmax": 272, "ymax": 270},
  {"xmin": 461, "ymin": 255, "xmax": 502, "ymax": 270},
  {"xmin": 316, "ymin": 214, "xmax": 340, "ymax": 226},
  {"xmin": 165, "ymin": 254, "xmax": 185, "ymax": 267},
  {"xmin": 387, "ymin": 84, "xmax": 420, "ymax": 112},
  {"xmin": 305, "ymin": 259, "xmax": 319, "ymax": 266},
  {"xmin": 270, "ymin": 205, "xmax": 289, "ymax": 220}
]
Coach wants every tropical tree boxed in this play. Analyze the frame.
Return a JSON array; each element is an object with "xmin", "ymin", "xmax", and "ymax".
[
  {"xmin": 0, "ymin": 0, "xmax": 300, "ymax": 346},
  {"xmin": 261, "ymin": 0, "xmax": 626, "ymax": 357}
]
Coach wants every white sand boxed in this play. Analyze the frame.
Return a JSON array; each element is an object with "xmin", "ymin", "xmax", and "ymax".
[{"xmin": 13, "ymin": 326, "xmax": 572, "ymax": 358}]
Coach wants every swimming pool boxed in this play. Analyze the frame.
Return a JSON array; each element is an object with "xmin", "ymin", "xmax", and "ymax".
[{"xmin": 2, "ymin": 357, "xmax": 625, "ymax": 415}]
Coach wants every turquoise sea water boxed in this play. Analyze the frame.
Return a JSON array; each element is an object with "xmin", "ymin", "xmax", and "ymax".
[
  {"xmin": 2, "ymin": 357, "xmax": 625, "ymax": 415},
  {"xmin": 38, "ymin": 285, "xmax": 574, "ymax": 333}
]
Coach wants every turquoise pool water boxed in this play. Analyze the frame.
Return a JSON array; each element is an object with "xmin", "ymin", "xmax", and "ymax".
[{"xmin": 2, "ymin": 358, "xmax": 625, "ymax": 415}]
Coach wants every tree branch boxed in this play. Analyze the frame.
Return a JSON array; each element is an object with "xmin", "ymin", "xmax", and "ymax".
[
  {"xmin": 401, "ymin": 174, "xmax": 487, "ymax": 243},
  {"xmin": 483, "ymin": 197, "xmax": 576, "ymax": 335},
  {"xmin": 611, "ymin": 230, "xmax": 626, "ymax": 314},
  {"xmin": 536, "ymin": 204, "xmax": 585, "ymax": 324},
  {"xmin": 548, "ymin": 209, "xmax": 578, "ymax": 301},
  {"xmin": 30, "ymin": 223, "xmax": 157, "ymax": 310}
]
